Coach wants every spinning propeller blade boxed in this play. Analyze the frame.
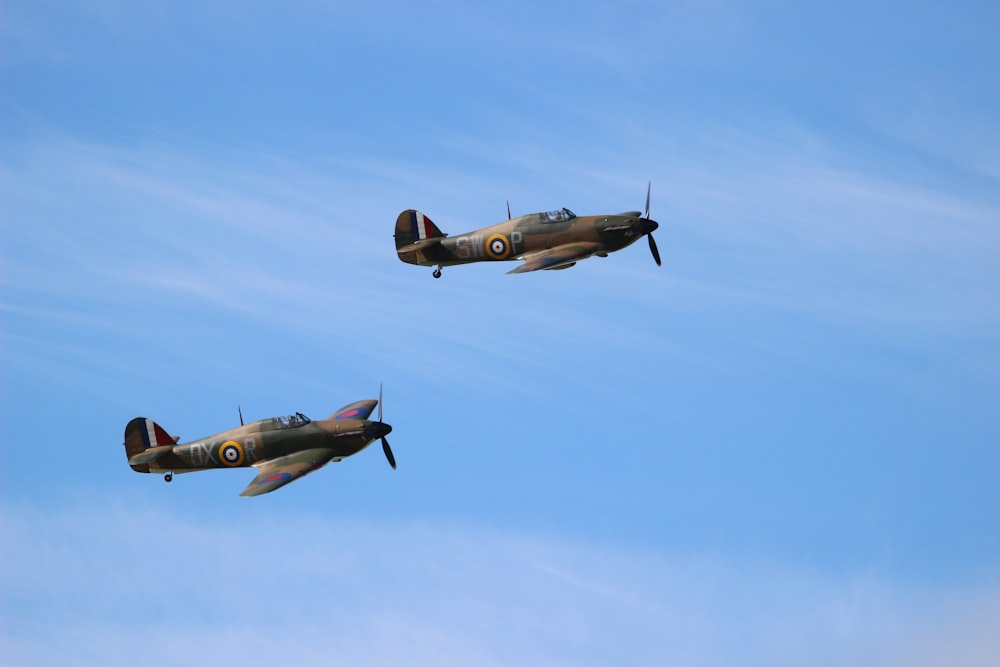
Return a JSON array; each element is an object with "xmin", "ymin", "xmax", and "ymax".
[
  {"xmin": 382, "ymin": 438, "xmax": 397, "ymax": 469},
  {"xmin": 377, "ymin": 384, "xmax": 397, "ymax": 469},
  {"xmin": 641, "ymin": 181, "xmax": 661, "ymax": 267},
  {"xmin": 648, "ymin": 233, "xmax": 662, "ymax": 266}
]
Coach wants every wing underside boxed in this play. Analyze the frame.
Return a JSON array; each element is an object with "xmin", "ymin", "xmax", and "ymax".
[
  {"xmin": 239, "ymin": 448, "xmax": 338, "ymax": 497},
  {"xmin": 508, "ymin": 242, "xmax": 602, "ymax": 274}
]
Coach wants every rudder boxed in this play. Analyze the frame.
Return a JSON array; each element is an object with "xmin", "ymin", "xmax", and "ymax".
[
  {"xmin": 123, "ymin": 417, "xmax": 177, "ymax": 473},
  {"xmin": 394, "ymin": 210, "xmax": 446, "ymax": 250}
]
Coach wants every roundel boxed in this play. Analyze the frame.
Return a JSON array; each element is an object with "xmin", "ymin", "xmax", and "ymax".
[
  {"xmin": 219, "ymin": 440, "xmax": 245, "ymax": 467},
  {"xmin": 485, "ymin": 233, "xmax": 511, "ymax": 260},
  {"xmin": 258, "ymin": 472, "xmax": 292, "ymax": 486}
]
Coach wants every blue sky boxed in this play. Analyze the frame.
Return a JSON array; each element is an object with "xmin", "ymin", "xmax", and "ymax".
[{"xmin": 2, "ymin": 1, "xmax": 999, "ymax": 665}]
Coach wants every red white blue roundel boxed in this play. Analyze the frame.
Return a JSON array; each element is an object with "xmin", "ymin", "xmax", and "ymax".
[
  {"xmin": 486, "ymin": 233, "xmax": 511, "ymax": 260},
  {"xmin": 258, "ymin": 472, "xmax": 292, "ymax": 486},
  {"xmin": 220, "ymin": 440, "xmax": 245, "ymax": 467}
]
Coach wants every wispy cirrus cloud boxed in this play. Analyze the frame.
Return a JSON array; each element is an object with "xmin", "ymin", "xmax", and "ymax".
[
  {"xmin": 3, "ymin": 124, "xmax": 997, "ymax": 411},
  {"xmin": 2, "ymin": 499, "xmax": 998, "ymax": 667}
]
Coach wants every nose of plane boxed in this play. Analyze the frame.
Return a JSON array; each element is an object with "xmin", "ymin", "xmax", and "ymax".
[
  {"xmin": 629, "ymin": 216, "xmax": 658, "ymax": 236},
  {"xmin": 367, "ymin": 420, "xmax": 392, "ymax": 440}
]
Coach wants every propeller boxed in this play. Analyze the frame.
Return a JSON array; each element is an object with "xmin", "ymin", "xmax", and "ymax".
[
  {"xmin": 648, "ymin": 233, "xmax": 662, "ymax": 267},
  {"xmin": 377, "ymin": 384, "xmax": 397, "ymax": 469},
  {"xmin": 641, "ymin": 181, "xmax": 661, "ymax": 267}
]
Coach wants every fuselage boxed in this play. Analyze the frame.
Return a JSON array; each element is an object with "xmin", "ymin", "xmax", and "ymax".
[
  {"xmin": 147, "ymin": 415, "xmax": 380, "ymax": 474},
  {"xmin": 399, "ymin": 210, "xmax": 656, "ymax": 268}
]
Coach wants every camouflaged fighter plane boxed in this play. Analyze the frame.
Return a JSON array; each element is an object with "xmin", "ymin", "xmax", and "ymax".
[
  {"xmin": 123, "ymin": 392, "xmax": 395, "ymax": 497},
  {"xmin": 395, "ymin": 183, "xmax": 662, "ymax": 277}
]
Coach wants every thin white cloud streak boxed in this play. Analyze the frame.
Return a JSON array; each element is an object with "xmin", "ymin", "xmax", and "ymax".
[
  {"xmin": 11, "ymin": 129, "xmax": 997, "ymax": 325},
  {"xmin": 3, "ymin": 119, "xmax": 998, "ymax": 404},
  {"xmin": 2, "ymin": 499, "xmax": 998, "ymax": 667},
  {"xmin": 446, "ymin": 120, "xmax": 1000, "ymax": 344}
]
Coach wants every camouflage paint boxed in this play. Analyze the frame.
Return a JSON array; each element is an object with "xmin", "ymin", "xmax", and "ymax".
[
  {"xmin": 394, "ymin": 196, "xmax": 660, "ymax": 275},
  {"xmin": 123, "ymin": 398, "xmax": 394, "ymax": 496}
]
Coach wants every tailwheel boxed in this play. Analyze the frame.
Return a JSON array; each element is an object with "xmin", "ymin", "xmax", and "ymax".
[
  {"xmin": 164, "ymin": 472, "xmax": 173, "ymax": 483},
  {"xmin": 433, "ymin": 267, "xmax": 442, "ymax": 279}
]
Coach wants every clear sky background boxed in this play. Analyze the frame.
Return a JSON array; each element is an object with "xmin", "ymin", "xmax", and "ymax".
[{"xmin": 2, "ymin": 1, "xmax": 998, "ymax": 665}]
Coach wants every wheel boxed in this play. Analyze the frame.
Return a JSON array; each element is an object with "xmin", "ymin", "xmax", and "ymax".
[
  {"xmin": 433, "ymin": 268, "xmax": 442, "ymax": 279},
  {"xmin": 164, "ymin": 472, "xmax": 173, "ymax": 483}
]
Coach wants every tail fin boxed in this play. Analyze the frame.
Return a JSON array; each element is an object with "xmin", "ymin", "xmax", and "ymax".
[
  {"xmin": 394, "ymin": 210, "xmax": 446, "ymax": 252},
  {"xmin": 124, "ymin": 417, "xmax": 177, "ymax": 473}
]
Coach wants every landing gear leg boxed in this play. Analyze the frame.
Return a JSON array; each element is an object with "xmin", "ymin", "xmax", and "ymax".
[
  {"xmin": 164, "ymin": 472, "xmax": 173, "ymax": 483},
  {"xmin": 432, "ymin": 266, "xmax": 442, "ymax": 279}
]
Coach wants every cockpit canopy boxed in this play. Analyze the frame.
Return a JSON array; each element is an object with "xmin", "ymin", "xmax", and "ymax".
[
  {"xmin": 540, "ymin": 208, "xmax": 576, "ymax": 223},
  {"xmin": 270, "ymin": 413, "xmax": 311, "ymax": 429}
]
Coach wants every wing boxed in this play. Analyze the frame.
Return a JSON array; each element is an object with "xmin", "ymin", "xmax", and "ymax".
[
  {"xmin": 329, "ymin": 399, "xmax": 377, "ymax": 421},
  {"xmin": 507, "ymin": 242, "xmax": 602, "ymax": 274},
  {"xmin": 239, "ymin": 448, "xmax": 337, "ymax": 497}
]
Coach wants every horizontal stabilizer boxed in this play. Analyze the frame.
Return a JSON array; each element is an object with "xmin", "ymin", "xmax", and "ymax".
[
  {"xmin": 128, "ymin": 445, "xmax": 174, "ymax": 466},
  {"xmin": 401, "ymin": 236, "xmax": 445, "ymax": 252}
]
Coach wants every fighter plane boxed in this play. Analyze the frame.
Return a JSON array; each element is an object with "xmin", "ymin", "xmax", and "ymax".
[
  {"xmin": 395, "ymin": 183, "xmax": 662, "ymax": 277},
  {"xmin": 123, "ymin": 392, "xmax": 395, "ymax": 497}
]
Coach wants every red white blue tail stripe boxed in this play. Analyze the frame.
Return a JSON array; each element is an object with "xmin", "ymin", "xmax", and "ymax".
[
  {"xmin": 410, "ymin": 211, "xmax": 433, "ymax": 240},
  {"xmin": 141, "ymin": 418, "xmax": 174, "ymax": 449}
]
